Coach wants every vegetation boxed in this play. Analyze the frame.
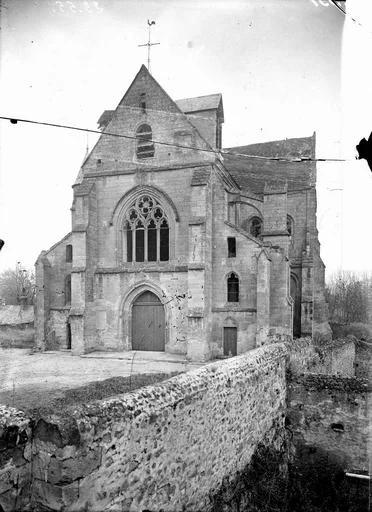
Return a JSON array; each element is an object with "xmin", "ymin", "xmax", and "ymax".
[
  {"xmin": 325, "ymin": 271, "xmax": 371, "ymax": 325},
  {"xmin": 0, "ymin": 263, "xmax": 35, "ymax": 305}
]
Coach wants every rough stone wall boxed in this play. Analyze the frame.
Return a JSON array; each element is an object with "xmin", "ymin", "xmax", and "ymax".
[
  {"xmin": 30, "ymin": 343, "xmax": 287, "ymax": 511},
  {"xmin": 287, "ymin": 374, "xmax": 369, "ymax": 472},
  {"xmin": 354, "ymin": 339, "xmax": 372, "ymax": 379},
  {"xmin": 0, "ymin": 406, "xmax": 32, "ymax": 512},
  {"xmin": 0, "ymin": 306, "xmax": 34, "ymax": 348},
  {"xmin": 47, "ymin": 310, "xmax": 70, "ymax": 350},
  {"xmin": 286, "ymin": 337, "xmax": 356, "ymax": 377},
  {"xmin": 0, "ymin": 324, "xmax": 34, "ymax": 348},
  {"xmin": 35, "ymin": 234, "xmax": 72, "ymax": 350}
]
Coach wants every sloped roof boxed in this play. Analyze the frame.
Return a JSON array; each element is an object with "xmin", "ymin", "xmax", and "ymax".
[
  {"xmin": 97, "ymin": 110, "xmax": 115, "ymax": 129},
  {"xmin": 176, "ymin": 94, "xmax": 222, "ymax": 114},
  {"xmin": 223, "ymin": 136, "xmax": 316, "ymax": 194},
  {"xmin": 0, "ymin": 306, "xmax": 34, "ymax": 325}
]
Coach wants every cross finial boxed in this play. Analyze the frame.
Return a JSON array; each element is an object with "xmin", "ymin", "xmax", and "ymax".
[{"xmin": 138, "ymin": 20, "xmax": 160, "ymax": 73}]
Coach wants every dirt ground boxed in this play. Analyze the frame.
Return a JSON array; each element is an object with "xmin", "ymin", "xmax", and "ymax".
[{"xmin": 0, "ymin": 348, "xmax": 206, "ymax": 413}]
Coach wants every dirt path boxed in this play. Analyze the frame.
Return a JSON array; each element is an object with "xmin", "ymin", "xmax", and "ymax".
[{"xmin": 0, "ymin": 348, "xmax": 206, "ymax": 412}]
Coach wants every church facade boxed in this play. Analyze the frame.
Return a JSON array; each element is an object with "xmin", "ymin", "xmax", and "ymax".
[{"xmin": 35, "ymin": 66, "xmax": 330, "ymax": 360}]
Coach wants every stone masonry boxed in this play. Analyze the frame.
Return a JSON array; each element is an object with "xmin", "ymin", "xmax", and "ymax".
[{"xmin": 35, "ymin": 65, "xmax": 330, "ymax": 358}]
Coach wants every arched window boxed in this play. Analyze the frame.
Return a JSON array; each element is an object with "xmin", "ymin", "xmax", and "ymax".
[
  {"xmin": 66, "ymin": 244, "xmax": 73, "ymax": 262},
  {"xmin": 124, "ymin": 194, "xmax": 169, "ymax": 262},
  {"xmin": 227, "ymin": 272, "xmax": 239, "ymax": 302},
  {"xmin": 287, "ymin": 215, "xmax": 294, "ymax": 237},
  {"xmin": 65, "ymin": 274, "xmax": 71, "ymax": 305},
  {"xmin": 249, "ymin": 216, "xmax": 262, "ymax": 238},
  {"xmin": 136, "ymin": 124, "xmax": 154, "ymax": 159}
]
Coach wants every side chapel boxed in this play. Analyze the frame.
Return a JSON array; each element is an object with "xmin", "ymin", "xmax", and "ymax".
[{"xmin": 35, "ymin": 65, "xmax": 330, "ymax": 360}]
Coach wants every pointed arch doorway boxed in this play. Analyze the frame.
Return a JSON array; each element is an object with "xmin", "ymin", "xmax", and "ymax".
[{"xmin": 132, "ymin": 291, "xmax": 165, "ymax": 351}]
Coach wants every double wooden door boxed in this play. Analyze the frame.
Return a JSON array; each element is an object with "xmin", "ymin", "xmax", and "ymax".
[{"xmin": 132, "ymin": 291, "xmax": 165, "ymax": 351}]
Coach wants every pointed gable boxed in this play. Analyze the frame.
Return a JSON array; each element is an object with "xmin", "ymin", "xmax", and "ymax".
[{"xmin": 83, "ymin": 65, "xmax": 216, "ymax": 175}]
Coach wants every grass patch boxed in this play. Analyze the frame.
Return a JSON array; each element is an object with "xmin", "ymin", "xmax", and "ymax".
[{"xmin": 19, "ymin": 372, "xmax": 180, "ymax": 416}]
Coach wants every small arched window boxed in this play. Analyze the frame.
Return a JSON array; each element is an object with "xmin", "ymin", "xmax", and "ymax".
[
  {"xmin": 287, "ymin": 215, "xmax": 294, "ymax": 237},
  {"xmin": 136, "ymin": 124, "xmax": 154, "ymax": 159},
  {"xmin": 124, "ymin": 194, "xmax": 169, "ymax": 263},
  {"xmin": 227, "ymin": 273, "xmax": 239, "ymax": 302},
  {"xmin": 65, "ymin": 274, "xmax": 71, "ymax": 305},
  {"xmin": 66, "ymin": 244, "xmax": 73, "ymax": 262},
  {"xmin": 249, "ymin": 217, "xmax": 262, "ymax": 238}
]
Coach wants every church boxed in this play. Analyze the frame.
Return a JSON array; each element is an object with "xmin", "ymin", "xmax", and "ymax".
[{"xmin": 35, "ymin": 65, "xmax": 330, "ymax": 360}]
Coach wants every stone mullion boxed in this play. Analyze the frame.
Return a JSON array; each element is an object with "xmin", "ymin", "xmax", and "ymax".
[
  {"xmin": 132, "ymin": 227, "xmax": 136, "ymax": 262},
  {"xmin": 144, "ymin": 222, "xmax": 148, "ymax": 262},
  {"xmin": 156, "ymin": 225, "xmax": 160, "ymax": 262}
]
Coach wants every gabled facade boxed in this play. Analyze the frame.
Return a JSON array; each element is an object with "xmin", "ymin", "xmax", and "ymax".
[{"xmin": 35, "ymin": 66, "xmax": 330, "ymax": 360}]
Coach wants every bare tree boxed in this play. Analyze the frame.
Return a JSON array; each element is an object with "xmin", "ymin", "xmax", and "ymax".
[
  {"xmin": 0, "ymin": 262, "xmax": 35, "ymax": 305},
  {"xmin": 325, "ymin": 271, "xmax": 371, "ymax": 324}
]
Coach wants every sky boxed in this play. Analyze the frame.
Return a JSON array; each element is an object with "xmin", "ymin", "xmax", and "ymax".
[{"xmin": 0, "ymin": 0, "xmax": 371, "ymax": 278}]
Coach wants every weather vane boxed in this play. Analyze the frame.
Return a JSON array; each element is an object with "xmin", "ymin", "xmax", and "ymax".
[{"xmin": 138, "ymin": 20, "xmax": 160, "ymax": 73}]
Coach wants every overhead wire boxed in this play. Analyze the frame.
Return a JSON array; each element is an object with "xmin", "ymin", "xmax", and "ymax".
[
  {"xmin": 329, "ymin": 0, "xmax": 372, "ymax": 35},
  {"xmin": 0, "ymin": 115, "xmax": 350, "ymax": 164}
]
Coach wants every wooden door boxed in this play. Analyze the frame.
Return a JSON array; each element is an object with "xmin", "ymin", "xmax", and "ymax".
[
  {"xmin": 132, "ymin": 291, "xmax": 165, "ymax": 351},
  {"xmin": 223, "ymin": 327, "xmax": 237, "ymax": 356}
]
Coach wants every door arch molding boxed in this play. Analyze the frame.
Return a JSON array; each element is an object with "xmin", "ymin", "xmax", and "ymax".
[{"xmin": 118, "ymin": 280, "xmax": 170, "ymax": 351}]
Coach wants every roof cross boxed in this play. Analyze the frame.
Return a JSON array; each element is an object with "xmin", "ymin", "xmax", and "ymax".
[{"xmin": 138, "ymin": 20, "xmax": 160, "ymax": 73}]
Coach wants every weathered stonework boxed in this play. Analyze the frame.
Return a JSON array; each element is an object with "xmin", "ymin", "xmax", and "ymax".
[
  {"xmin": 29, "ymin": 343, "xmax": 287, "ymax": 511},
  {"xmin": 35, "ymin": 65, "xmax": 330, "ymax": 359},
  {"xmin": 0, "ymin": 406, "xmax": 32, "ymax": 512},
  {"xmin": 0, "ymin": 306, "xmax": 34, "ymax": 349},
  {"xmin": 1, "ymin": 338, "xmax": 368, "ymax": 511},
  {"xmin": 287, "ymin": 374, "xmax": 370, "ymax": 472}
]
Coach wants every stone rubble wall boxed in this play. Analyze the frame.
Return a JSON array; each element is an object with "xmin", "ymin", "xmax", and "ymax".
[
  {"xmin": 1, "ymin": 337, "xmax": 361, "ymax": 512},
  {"xmin": 287, "ymin": 373, "xmax": 370, "ymax": 472},
  {"xmin": 0, "ymin": 406, "xmax": 32, "ymax": 512},
  {"xmin": 286, "ymin": 337, "xmax": 356, "ymax": 377},
  {"xmin": 30, "ymin": 343, "xmax": 288, "ymax": 511},
  {"xmin": 0, "ymin": 306, "xmax": 34, "ymax": 348}
]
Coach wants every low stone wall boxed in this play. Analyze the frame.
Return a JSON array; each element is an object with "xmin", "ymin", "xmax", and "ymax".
[
  {"xmin": 30, "ymin": 343, "xmax": 288, "ymax": 511},
  {"xmin": 286, "ymin": 337, "xmax": 356, "ymax": 377},
  {"xmin": 355, "ymin": 339, "xmax": 372, "ymax": 379},
  {"xmin": 287, "ymin": 373, "xmax": 370, "ymax": 472},
  {"xmin": 0, "ymin": 306, "xmax": 34, "ymax": 348},
  {"xmin": 0, "ymin": 406, "xmax": 32, "ymax": 512}
]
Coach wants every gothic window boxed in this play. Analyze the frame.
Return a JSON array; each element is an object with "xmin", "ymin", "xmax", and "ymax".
[
  {"xmin": 136, "ymin": 124, "xmax": 154, "ymax": 159},
  {"xmin": 287, "ymin": 215, "xmax": 294, "ymax": 237},
  {"xmin": 66, "ymin": 244, "xmax": 73, "ymax": 262},
  {"xmin": 249, "ymin": 216, "xmax": 262, "ymax": 238},
  {"xmin": 65, "ymin": 274, "xmax": 71, "ymax": 305},
  {"xmin": 124, "ymin": 194, "xmax": 169, "ymax": 262},
  {"xmin": 227, "ymin": 272, "xmax": 239, "ymax": 302}
]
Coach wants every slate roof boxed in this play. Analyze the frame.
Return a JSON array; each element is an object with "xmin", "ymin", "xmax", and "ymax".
[
  {"xmin": 176, "ymin": 94, "xmax": 222, "ymax": 114},
  {"xmin": 223, "ymin": 136, "xmax": 316, "ymax": 195}
]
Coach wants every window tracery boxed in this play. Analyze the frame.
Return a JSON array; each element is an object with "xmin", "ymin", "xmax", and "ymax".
[{"xmin": 124, "ymin": 194, "xmax": 169, "ymax": 262}]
